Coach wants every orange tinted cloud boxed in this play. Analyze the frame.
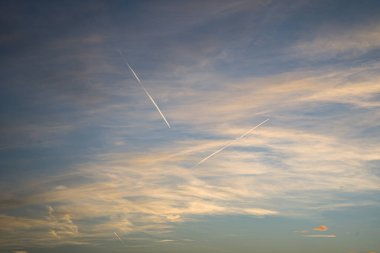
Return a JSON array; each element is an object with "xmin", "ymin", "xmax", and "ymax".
[{"xmin": 313, "ymin": 225, "xmax": 328, "ymax": 231}]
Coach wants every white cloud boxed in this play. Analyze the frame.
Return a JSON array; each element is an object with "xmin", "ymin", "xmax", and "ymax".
[
  {"xmin": 302, "ymin": 234, "xmax": 336, "ymax": 238},
  {"xmin": 158, "ymin": 239, "xmax": 176, "ymax": 243}
]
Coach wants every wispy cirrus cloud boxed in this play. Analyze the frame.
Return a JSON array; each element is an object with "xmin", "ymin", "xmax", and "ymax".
[
  {"xmin": 292, "ymin": 23, "xmax": 380, "ymax": 59},
  {"xmin": 1, "ymin": 59, "xmax": 380, "ymax": 248},
  {"xmin": 1, "ymin": 1, "xmax": 380, "ymax": 251}
]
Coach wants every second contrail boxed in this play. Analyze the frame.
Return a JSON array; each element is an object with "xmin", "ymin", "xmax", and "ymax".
[
  {"xmin": 197, "ymin": 119, "xmax": 269, "ymax": 165},
  {"xmin": 114, "ymin": 232, "xmax": 123, "ymax": 243},
  {"xmin": 118, "ymin": 50, "xmax": 171, "ymax": 128}
]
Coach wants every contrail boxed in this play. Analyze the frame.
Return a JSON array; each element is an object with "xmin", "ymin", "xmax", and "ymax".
[
  {"xmin": 118, "ymin": 50, "xmax": 171, "ymax": 128},
  {"xmin": 197, "ymin": 119, "xmax": 269, "ymax": 165},
  {"xmin": 114, "ymin": 232, "xmax": 124, "ymax": 243}
]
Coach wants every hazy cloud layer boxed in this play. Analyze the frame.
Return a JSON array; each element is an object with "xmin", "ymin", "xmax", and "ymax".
[
  {"xmin": 1, "ymin": 63, "xmax": 379, "ymax": 247},
  {"xmin": 0, "ymin": 0, "xmax": 380, "ymax": 251}
]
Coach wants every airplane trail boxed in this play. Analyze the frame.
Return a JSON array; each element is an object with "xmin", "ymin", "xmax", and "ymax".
[
  {"xmin": 118, "ymin": 50, "xmax": 171, "ymax": 128},
  {"xmin": 114, "ymin": 232, "xmax": 123, "ymax": 243},
  {"xmin": 197, "ymin": 119, "xmax": 269, "ymax": 165}
]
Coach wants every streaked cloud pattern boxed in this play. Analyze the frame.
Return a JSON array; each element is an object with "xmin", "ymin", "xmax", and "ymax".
[{"xmin": 0, "ymin": 0, "xmax": 379, "ymax": 252}]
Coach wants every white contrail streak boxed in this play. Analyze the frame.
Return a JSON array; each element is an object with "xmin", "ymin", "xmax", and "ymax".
[
  {"xmin": 114, "ymin": 232, "xmax": 124, "ymax": 243},
  {"xmin": 118, "ymin": 50, "xmax": 171, "ymax": 128},
  {"xmin": 197, "ymin": 119, "xmax": 269, "ymax": 165}
]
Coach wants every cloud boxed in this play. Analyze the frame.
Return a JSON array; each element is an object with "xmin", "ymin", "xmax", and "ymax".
[
  {"xmin": 1, "ymin": 7, "xmax": 380, "ymax": 249},
  {"xmin": 294, "ymin": 230, "xmax": 309, "ymax": 234},
  {"xmin": 0, "ymin": 206, "xmax": 82, "ymax": 248},
  {"xmin": 240, "ymin": 208, "xmax": 278, "ymax": 216},
  {"xmin": 297, "ymin": 225, "xmax": 332, "ymax": 238},
  {"xmin": 302, "ymin": 234, "xmax": 336, "ymax": 238},
  {"xmin": 157, "ymin": 238, "xmax": 194, "ymax": 243},
  {"xmin": 313, "ymin": 225, "xmax": 328, "ymax": 231},
  {"xmin": 46, "ymin": 206, "xmax": 79, "ymax": 237},
  {"xmin": 158, "ymin": 239, "xmax": 176, "ymax": 243},
  {"xmin": 2, "ymin": 62, "xmax": 380, "ymax": 247},
  {"xmin": 50, "ymin": 230, "xmax": 60, "ymax": 239},
  {"xmin": 0, "ymin": 123, "xmax": 74, "ymax": 150},
  {"xmin": 51, "ymin": 34, "xmax": 105, "ymax": 48},
  {"xmin": 54, "ymin": 185, "xmax": 67, "ymax": 191},
  {"xmin": 293, "ymin": 23, "xmax": 380, "ymax": 58}
]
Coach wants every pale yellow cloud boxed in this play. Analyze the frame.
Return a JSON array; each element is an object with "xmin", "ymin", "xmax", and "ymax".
[
  {"xmin": 50, "ymin": 230, "xmax": 60, "ymax": 239},
  {"xmin": 158, "ymin": 239, "xmax": 176, "ymax": 243},
  {"xmin": 163, "ymin": 62, "xmax": 380, "ymax": 136},
  {"xmin": 0, "ymin": 205, "xmax": 83, "ymax": 248},
  {"xmin": 1, "ymin": 60, "xmax": 380, "ymax": 248},
  {"xmin": 240, "ymin": 208, "xmax": 278, "ymax": 216}
]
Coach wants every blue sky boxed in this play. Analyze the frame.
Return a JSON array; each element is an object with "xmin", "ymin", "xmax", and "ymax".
[{"xmin": 0, "ymin": 0, "xmax": 380, "ymax": 252}]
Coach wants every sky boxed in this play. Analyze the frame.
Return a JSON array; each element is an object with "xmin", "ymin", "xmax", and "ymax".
[{"xmin": 0, "ymin": 0, "xmax": 380, "ymax": 252}]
